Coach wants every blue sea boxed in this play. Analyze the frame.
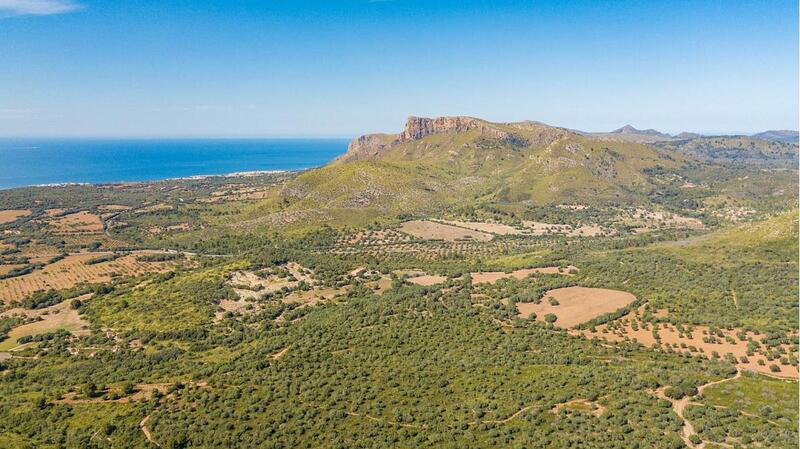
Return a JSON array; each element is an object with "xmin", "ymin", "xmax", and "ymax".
[{"xmin": 0, "ymin": 138, "xmax": 349, "ymax": 189}]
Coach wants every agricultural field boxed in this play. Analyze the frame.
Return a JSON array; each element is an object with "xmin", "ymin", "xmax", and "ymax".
[
  {"xmin": 0, "ymin": 209, "xmax": 31, "ymax": 224},
  {"xmin": 516, "ymin": 286, "xmax": 637, "ymax": 328},
  {"xmin": 0, "ymin": 252, "xmax": 181, "ymax": 303}
]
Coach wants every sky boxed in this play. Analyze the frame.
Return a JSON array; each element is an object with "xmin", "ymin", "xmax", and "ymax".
[{"xmin": 0, "ymin": 0, "xmax": 797, "ymax": 137}]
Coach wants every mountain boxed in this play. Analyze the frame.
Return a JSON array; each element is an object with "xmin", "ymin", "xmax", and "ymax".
[
  {"xmin": 674, "ymin": 132, "xmax": 703, "ymax": 139},
  {"xmin": 752, "ymin": 130, "xmax": 799, "ymax": 144},
  {"xmin": 587, "ymin": 125, "xmax": 673, "ymax": 143},
  {"xmin": 654, "ymin": 135, "xmax": 799, "ymax": 166},
  {"xmin": 275, "ymin": 116, "xmax": 686, "ymax": 225},
  {"xmin": 611, "ymin": 124, "xmax": 670, "ymax": 138}
]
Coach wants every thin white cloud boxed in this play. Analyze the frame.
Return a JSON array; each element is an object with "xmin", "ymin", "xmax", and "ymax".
[{"xmin": 0, "ymin": 0, "xmax": 82, "ymax": 16}]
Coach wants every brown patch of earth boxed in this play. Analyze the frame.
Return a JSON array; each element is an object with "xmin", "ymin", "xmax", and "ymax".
[
  {"xmin": 517, "ymin": 286, "xmax": 636, "ymax": 329},
  {"xmin": 0, "ymin": 296, "xmax": 92, "ymax": 351},
  {"xmin": 0, "ymin": 209, "xmax": 31, "ymax": 224},
  {"xmin": 471, "ymin": 266, "xmax": 578, "ymax": 285},
  {"xmin": 0, "ymin": 252, "xmax": 177, "ymax": 303},
  {"xmin": 407, "ymin": 275, "xmax": 448, "ymax": 286}
]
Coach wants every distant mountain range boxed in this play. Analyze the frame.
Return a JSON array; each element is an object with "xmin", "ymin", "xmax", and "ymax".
[{"xmin": 587, "ymin": 125, "xmax": 798, "ymax": 144}]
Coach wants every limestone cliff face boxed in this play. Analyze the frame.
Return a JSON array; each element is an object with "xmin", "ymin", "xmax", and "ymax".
[
  {"xmin": 398, "ymin": 116, "xmax": 512, "ymax": 141},
  {"xmin": 338, "ymin": 115, "xmax": 531, "ymax": 163}
]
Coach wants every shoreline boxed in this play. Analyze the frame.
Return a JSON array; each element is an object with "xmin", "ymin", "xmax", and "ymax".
[{"xmin": 0, "ymin": 168, "xmax": 307, "ymax": 192}]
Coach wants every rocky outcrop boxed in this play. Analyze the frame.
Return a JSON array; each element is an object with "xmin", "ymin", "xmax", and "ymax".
[
  {"xmin": 336, "ymin": 133, "xmax": 396, "ymax": 163},
  {"xmin": 398, "ymin": 116, "xmax": 508, "ymax": 141},
  {"xmin": 338, "ymin": 115, "xmax": 546, "ymax": 163}
]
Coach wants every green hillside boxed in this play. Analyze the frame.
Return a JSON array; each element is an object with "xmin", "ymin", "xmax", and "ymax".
[
  {"xmin": 655, "ymin": 136, "xmax": 799, "ymax": 166},
  {"xmin": 277, "ymin": 117, "xmax": 688, "ymax": 225}
]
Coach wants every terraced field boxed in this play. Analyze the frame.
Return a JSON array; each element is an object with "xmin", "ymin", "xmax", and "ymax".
[{"xmin": 0, "ymin": 253, "xmax": 178, "ymax": 303}]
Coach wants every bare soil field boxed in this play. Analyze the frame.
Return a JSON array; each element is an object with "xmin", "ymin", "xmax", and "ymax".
[
  {"xmin": 522, "ymin": 221, "xmax": 608, "ymax": 237},
  {"xmin": 0, "ymin": 209, "xmax": 31, "ymax": 224},
  {"xmin": 441, "ymin": 220, "xmax": 525, "ymax": 235},
  {"xmin": 0, "ymin": 253, "xmax": 177, "ymax": 303},
  {"xmin": 471, "ymin": 266, "xmax": 578, "ymax": 285},
  {"xmin": 517, "ymin": 286, "xmax": 636, "ymax": 328},
  {"xmin": 46, "ymin": 211, "xmax": 104, "ymax": 235},
  {"xmin": 0, "ymin": 296, "xmax": 91, "ymax": 351},
  {"xmin": 575, "ymin": 312, "xmax": 799, "ymax": 378},
  {"xmin": 368, "ymin": 276, "xmax": 393, "ymax": 295},
  {"xmin": 0, "ymin": 264, "xmax": 26, "ymax": 276},
  {"xmin": 407, "ymin": 274, "xmax": 448, "ymax": 286},
  {"xmin": 398, "ymin": 220, "xmax": 493, "ymax": 242}
]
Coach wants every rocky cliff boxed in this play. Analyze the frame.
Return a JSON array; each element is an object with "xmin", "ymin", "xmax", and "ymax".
[{"xmin": 338, "ymin": 116, "xmax": 522, "ymax": 162}]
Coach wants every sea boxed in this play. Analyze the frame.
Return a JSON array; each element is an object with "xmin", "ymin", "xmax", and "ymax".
[{"xmin": 0, "ymin": 138, "xmax": 349, "ymax": 189}]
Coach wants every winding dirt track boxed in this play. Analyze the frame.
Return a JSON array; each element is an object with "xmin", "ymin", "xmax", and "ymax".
[
  {"xmin": 139, "ymin": 415, "xmax": 160, "ymax": 447},
  {"xmin": 655, "ymin": 370, "xmax": 742, "ymax": 449}
]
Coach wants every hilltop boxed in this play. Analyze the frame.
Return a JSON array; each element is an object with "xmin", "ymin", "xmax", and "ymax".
[
  {"xmin": 751, "ymin": 129, "xmax": 799, "ymax": 143},
  {"xmin": 278, "ymin": 116, "xmax": 686, "ymax": 223}
]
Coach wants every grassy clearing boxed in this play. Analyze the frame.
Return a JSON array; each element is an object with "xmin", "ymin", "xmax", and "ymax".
[{"xmin": 701, "ymin": 372, "xmax": 798, "ymax": 426}]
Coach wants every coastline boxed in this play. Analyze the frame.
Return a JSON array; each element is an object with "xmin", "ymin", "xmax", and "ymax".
[{"xmin": 1, "ymin": 169, "xmax": 304, "ymax": 192}]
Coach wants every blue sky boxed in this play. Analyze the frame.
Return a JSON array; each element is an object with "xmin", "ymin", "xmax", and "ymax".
[{"xmin": 0, "ymin": 0, "xmax": 797, "ymax": 137}]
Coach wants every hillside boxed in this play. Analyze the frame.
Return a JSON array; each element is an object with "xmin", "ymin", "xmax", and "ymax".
[
  {"xmin": 752, "ymin": 130, "xmax": 799, "ymax": 143},
  {"xmin": 278, "ymin": 116, "xmax": 687, "ymax": 223},
  {"xmin": 654, "ymin": 135, "xmax": 799, "ymax": 166}
]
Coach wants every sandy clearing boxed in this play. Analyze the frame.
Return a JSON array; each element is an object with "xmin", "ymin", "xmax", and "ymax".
[
  {"xmin": 407, "ymin": 275, "xmax": 448, "ymax": 286},
  {"xmin": 0, "ymin": 298, "xmax": 91, "ymax": 351},
  {"xmin": 399, "ymin": 220, "xmax": 493, "ymax": 242},
  {"xmin": 441, "ymin": 220, "xmax": 525, "ymax": 235},
  {"xmin": 371, "ymin": 276, "xmax": 393, "ymax": 295},
  {"xmin": 471, "ymin": 266, "xmax": 578, "ymax": 285},
  {"xmin": 0, "ymin": 209, "xmax": 31, "ymax": 224},
  {"xmin": 517, "ymin": 286, "xmax": 636, "ymax": 328},
  {"xmin": 576, "ymin": 313, "xmax": 798, "ymax": 378}
]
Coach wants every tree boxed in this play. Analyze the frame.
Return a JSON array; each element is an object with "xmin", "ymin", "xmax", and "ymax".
[{"xmin": 544, "ymin": 314, "xmax": 557, "ymax": 324}]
